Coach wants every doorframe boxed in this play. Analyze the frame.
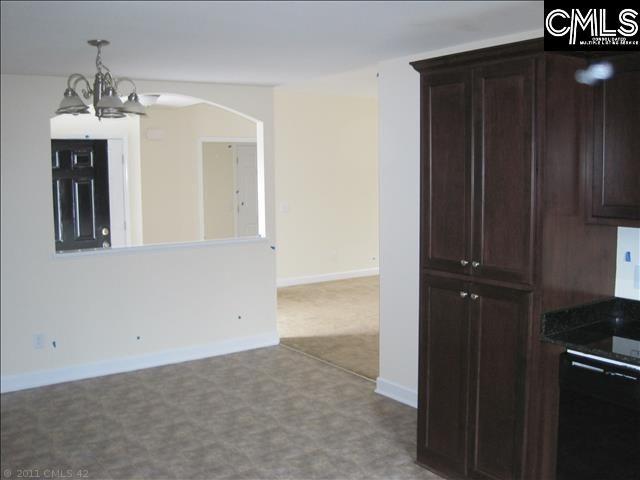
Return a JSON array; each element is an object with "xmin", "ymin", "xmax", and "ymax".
[
  {"xmin": 197, "ymin": 136, "xmax": 256, "ymax": 240},
  {"xmin": 51, "ymin": 134, "xmax": 132, "ymax": 247}
]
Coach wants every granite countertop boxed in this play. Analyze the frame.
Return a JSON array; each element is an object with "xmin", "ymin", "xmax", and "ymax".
[{"xmin": 541, "ymin": 297, "xmax": 640, "ymax": 366}]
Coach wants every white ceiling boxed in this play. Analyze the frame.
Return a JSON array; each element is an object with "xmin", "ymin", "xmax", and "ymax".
[{"xmin": 1, "ymin": 1, "xmax": 542, "ymax": 86}]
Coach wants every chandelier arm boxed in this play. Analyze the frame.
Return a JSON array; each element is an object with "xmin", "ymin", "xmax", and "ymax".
[
  {"xmin": 67, "ymin": 74, "xmax": 93, "ymax": 99},
  {"xmin": 115, "ymin": 77, "xmax": 138, "ymax": 94},
  {"xmin": 103, "ymin": 70, "xmax": 116, "ymax": 88},
  {"xmin": 67, "ymin": 73, "xmax": 90, "ymax": 90}
]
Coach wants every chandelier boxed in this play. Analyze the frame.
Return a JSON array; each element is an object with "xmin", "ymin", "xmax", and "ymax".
[{"xmin": 56, "ymin": 40, "xmax": 146, "ymax": 119}]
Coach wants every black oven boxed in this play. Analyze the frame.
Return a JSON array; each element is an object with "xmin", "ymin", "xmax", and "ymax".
[{"xmin": 557, "ymin": 352, "xmax": 640, "ymax": 480}]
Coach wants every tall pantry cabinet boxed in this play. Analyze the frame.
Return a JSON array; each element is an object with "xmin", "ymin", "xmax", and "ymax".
[{"xmin": 411, "ymin": 40, "xmax": 628, "ymax": 480}]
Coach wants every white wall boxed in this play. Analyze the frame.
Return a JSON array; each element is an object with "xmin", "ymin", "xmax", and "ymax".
[
  {"xmin": 274, "ymin": 90, "xmax": 379, "ymax": 285},
  {"xmin": 616, "ymin": 227, "xmax": 640, "ymax": 300},
  {"xmin": 376, "ymin": 30, "xmax": 544, "ymax": 407},
  {"xmin": 0, "ymin": 74, "xmax": 276, "ymax": 392}
]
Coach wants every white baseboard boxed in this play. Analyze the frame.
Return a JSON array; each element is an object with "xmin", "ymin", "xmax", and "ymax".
[
  {"xmin": 277, "ymin": 267, "xmax": 379, "ymax": 288},
  {"xmin": 375, "ymin": 377, "xmax": 417, "ymax": 408},
  {"xmin": 0, "ymin": 331, "xmax": 279, "ymax": 393}
]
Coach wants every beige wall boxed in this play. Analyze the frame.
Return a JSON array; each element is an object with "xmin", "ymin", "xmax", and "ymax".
[
  {"xmin": 140, "ymin": 104, "xmax": 256, "ymax": 245},
  {"xmin": 1, "ymin": 74, "xmax": 276, "ymax": 390},
  {"xmin": 274, "ymin": 90, "xmax": 379, "ymax": 283},
  {"xmin": 203, "ymin": 142, "xmax": 235, "ymax": 239}
]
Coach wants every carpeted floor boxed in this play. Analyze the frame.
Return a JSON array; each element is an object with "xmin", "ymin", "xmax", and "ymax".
[
  {"xmin": 277, "ymin": 276, "xmax": 379, "ymax": 380},
  {"xmin": 1, "ymin": 346, "xmax": 440, "ymax": 480}
]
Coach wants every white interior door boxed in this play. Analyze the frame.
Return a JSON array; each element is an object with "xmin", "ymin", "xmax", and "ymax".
[
  {"xmin": 107, "ymin": 139, "xmax": 127, "ymax": 247},
  {"xmin": 236, "ymin": 144, "xmax": 259, "ymax": 236}
]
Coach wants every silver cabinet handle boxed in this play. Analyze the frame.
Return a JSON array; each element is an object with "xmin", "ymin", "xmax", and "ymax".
[
  {"xmin": 470, "ymin": 293, "xmax": 479, "ymax": 300},
  {"xmin": 472, "ymin": 261, "xmax": 480, "ymax": 268},
  {"xmin": 460, "ymin": 291, "xmax": 468, "ymax": 298},
  {"xmin": 460, "ymin": 260, "xmax": 469, "ymax": 266}
]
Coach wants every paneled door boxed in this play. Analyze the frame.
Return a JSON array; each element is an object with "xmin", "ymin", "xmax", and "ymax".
[
  {"xmin": 51, "ymin": 139, "xmax": 111, "ymax": 252},
  {"xmin": 467, "ymin": 283, "xmax": 531, "ymax": 480},
  {"xmin": 420, "ymin": 68, "xmax": 472, "ymax": 275},
  {"xmin": 418, "ymin": 275, "xmax": 471, "ymax": 478},
  {"xmin": 235, "ymin": 144, "xmax": 259, "ymax": 236},
  {"xmin": 471, "ymin": 59, "xmax": 535, "ymax": 285}
]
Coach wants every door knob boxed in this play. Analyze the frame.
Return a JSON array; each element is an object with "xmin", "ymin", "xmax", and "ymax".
[
  {"xmin": 460, "ymin": 260, "xmax": 469, "ymax": 266},
  {"xmin": 459, "ymin": 291, "xmax": 468, "ymax": 298},
  {"xmin": 101, "ymin": 227, "xmax": 109, "ymax": 236},
  {"xmin": 470, "ymin": 293, "xmax": 479, "ymax": 300},
  {"xmin": 472, "ymin": 261, "xmax": 480, "ymax": 268}
]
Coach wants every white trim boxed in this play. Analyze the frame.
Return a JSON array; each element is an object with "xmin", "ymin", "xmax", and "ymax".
[
  {"xmin": 52, "ymin": 235, "xmax": 269, "ymax": 259},
  {"xmin": 1, "ymin": 331, "xmax": 280, "ymax": 393},
  {"xmin": 197, "ymin": 137, "xmax": 257, "ymax": 241},
  {"xmin": 277, "ymin": 267, "xmax": 379, "ymax": 288},
  {"xmin": 375, "ymin": 377, "xmax": 417, "ymax": 408}
]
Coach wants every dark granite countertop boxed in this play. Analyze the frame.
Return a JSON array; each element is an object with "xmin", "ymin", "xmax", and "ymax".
[{"xmin": 541, "ymin": 297, "xmax": 640, "ymax": 366}]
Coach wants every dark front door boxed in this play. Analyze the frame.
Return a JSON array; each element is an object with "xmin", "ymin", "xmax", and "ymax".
[{"xmin": 51, "ymin": 139, "xmax": 111, "ymax": 252}]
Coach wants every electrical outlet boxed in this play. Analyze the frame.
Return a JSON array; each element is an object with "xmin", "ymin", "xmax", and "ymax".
[{"xmin": 33, "ymin": 333, "xmax": 46, "ymax": 350}]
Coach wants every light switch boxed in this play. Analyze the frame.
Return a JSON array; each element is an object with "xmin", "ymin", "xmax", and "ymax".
[{"xmin": 280, "ymin": 202, "xmax": 289, "ymax": 214}]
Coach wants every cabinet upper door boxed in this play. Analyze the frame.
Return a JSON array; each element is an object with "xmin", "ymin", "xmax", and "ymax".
[
  {"xmin": 421, "ymin": 69, "xmax": 472, "ymax": 275},
  {"xmin": 467, "ymin": 283, "xmax": 531, "ymax": 480},
  {"xmin": 472, "ymin": 59, "xmax": 535, "ymax": 285},
  {"xmin": 418, "ymin": 275, "xmax": 471, "ymax": 478},
  {"xmin": 589, "ymin": 53, "xmax": 640, "ymax": 226}
]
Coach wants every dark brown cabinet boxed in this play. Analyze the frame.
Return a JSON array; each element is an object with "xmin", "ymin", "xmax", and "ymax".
[
  {"xmin": 418, "ymin": 277, "xmax": 530, "ymax": 480},
  {"xmin": 467, "ymin": 284, "xmax": 530, "ymax": 480},
  {"xmin": 420, "ymin": 59, "xmax": 535, "ymax": 285},
  {"xmin": 471, "ymin": 60, "xmax": 535, "ymax": 285},
  {"xmin": 421, "ymin": 69, "xmax": 471, "ymax": 276},
  {"xmin": 418, "ymin": 276, "xmax": 470, "ymax": 477},
  {"xmin": 413, "ymin": 41, "xmax": 621, "ymax": 480},
  {"xmin": 587, "ymin": 53, "xmax": 640, "ymax": 227}
]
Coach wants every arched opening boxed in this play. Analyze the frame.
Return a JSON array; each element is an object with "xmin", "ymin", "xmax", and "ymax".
[{"xmin": 49, "ymin": 94, "xmax": 265, "ymax": 252}]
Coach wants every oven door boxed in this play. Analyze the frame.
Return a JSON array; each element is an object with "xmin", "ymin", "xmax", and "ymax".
[{"xmin": 557, "ymin": 352, "xmax": 640, "ymax": 480}]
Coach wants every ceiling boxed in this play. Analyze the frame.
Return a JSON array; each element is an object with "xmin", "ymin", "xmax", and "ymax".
[{"xmin": 1, "ymin": 1, "xmax": 542, "ymax": 86}]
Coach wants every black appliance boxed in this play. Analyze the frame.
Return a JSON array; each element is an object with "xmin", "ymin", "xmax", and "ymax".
[{"xmin": 557, "ymin": 351, "xmax": 640, "ymax": 480}]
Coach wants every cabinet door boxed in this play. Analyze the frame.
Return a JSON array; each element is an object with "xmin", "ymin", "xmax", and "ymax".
[
  {"xmin": 421, "ymin": 69, "xmax": 472, "ymax": 275},
  {"xmin": 472, "ymin": 59, "xmax": 535, "ymax": 284},
  {"xmin": 467, "ymin": 284, "xmax": 531, "ymax": 480},
  {"xmin": 418, "ymin": 275, "xmax": 471, "ymax": 477},
  {"xmin": 589, "ymin": 53, "xmax": 640, "ymax": 226}
]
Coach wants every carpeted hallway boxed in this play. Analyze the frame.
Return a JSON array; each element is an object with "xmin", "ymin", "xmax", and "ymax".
[{"xmin": 277, "ymin": 276, "xmax": 379, "ymax": 380}]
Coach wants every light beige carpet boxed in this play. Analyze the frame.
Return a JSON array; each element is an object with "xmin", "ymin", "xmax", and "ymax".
[{"xmin": 278, "ymin": 275, "xmax": 379, "ymax": 380}]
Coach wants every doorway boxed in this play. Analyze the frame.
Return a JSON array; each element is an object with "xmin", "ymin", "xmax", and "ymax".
[{"xmin": 199, "ymin": 140, "xmax": 259, "ymax": 240}]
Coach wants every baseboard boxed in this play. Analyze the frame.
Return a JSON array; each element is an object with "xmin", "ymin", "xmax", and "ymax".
[
  {"xmin": 277, "ymin": 267, "xmax": 379, "ymax": 288},
  {"xmin": 0, "ymin": 331, "xmax": 279, "ymax": 393},
  {"xmin": 375, "ymin": 377, "xmax": 417, "ymax": 408}
]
